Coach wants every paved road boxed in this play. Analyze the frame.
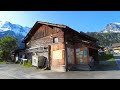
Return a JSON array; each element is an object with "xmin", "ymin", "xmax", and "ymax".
[
  {"xmin": 0, "ymin": 64, "xmax": 120, "ymax": 79},
  {"xmin": 114, "ymin": 55, "xmax": 120, "ymax": 69}
]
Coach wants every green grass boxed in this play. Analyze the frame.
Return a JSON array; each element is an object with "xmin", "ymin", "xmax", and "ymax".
[
  {"xmin": 107, "ymin": 57, "xmax": 116, "ymax": 66},
  {"xmin": 22, "ymin": 61, "xmax": 32, "ymax": 68},
  {"xmin": 98, "ymin": 53, "xmax": 115, "ymax": 61},
  {"xmin": 98, "ymin": 51, "xmax": 117, "ymax": 66},
  {"xmin": 0, "ymin": 60, "xmax": 6, "ymax": 64}
]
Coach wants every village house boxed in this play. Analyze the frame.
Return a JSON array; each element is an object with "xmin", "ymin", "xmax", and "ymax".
[
  {"xmin": 112, "ymin": 43, "xmax": 120, "ymax": 54},
  {"xmin": 22, "ymin": 21, "xmax": 100, "ymax": 72},
  {"xmin": 12, "ymin": 49, "xmax": 26, "ymax": 63}
]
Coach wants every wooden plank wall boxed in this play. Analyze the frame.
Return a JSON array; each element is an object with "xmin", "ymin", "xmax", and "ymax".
[
  {"xmin": 27, "ymin": 25, "xmax": 64, "ymax": 48},
  {"xmin": 66, "ymin": 44, "xmax": 75, "ymax": 65},
  {"xmin": 50, "ymin": 43, "xmax": 66, "ymax": 72},
  {"xmin": 74, "ymin": 43, "xmax": 89, "ymax": 64}
]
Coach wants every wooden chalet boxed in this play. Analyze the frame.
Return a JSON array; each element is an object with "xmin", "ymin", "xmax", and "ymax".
[
  {"xmin": 112, "ymin": 43, "xmax": 120, "ymax": 53},
  {"xmin": 22, "ymin": 21, "xmax": 100, "ymax": 72}
]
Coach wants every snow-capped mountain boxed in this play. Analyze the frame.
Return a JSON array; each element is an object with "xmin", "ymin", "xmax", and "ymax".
[
  {"xmin": 0, "ymin": 21, "xmax": 30, "ymax": 37},
  {"xmin": 0, "ymin": 20, "xmax": 31, "ymax": 49},
  {"xmin": 87, "ymin": 22, "xmax": 120, "ymax": 47},
  {"xmin": 101, "ymin": 23, "xmax": 120, "ymax": 33}
]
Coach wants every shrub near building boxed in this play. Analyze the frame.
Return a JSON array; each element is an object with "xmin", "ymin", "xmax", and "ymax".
[{"xmin": 98, "ymin": 50, "xmax": 114, "ymax": 61}]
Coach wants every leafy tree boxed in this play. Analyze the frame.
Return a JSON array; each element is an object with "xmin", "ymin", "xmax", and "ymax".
[{"xmin": 0, "ymin": 35, "xmax": 18, "ymax": 61}]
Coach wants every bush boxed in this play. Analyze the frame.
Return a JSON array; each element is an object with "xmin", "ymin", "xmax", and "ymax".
[
  {"xmin": 98, "ymin": 51, "xmax": 114, "ymax": 61},
  {"xmin": 0, "ymin": 35, "xmax": 18, "ymax": 62}
]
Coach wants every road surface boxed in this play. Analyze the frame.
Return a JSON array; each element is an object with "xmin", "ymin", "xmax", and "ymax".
[
  {"xmin": 0, "ymin": 64, "xmax": 120, "ymax": 79},
  {"xmin": 114, "ymin": 55, "xmax": 120, "ymax": 69}
]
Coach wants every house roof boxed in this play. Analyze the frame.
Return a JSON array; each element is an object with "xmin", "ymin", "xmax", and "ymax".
[
  {"xmin": 112, "ymin": 43, "xmax": 120, "ymax": 48},
  {"xmin": 22, "ymin": 21, "xmax": 67, "ymax": 43},
  {"xmin": 79, "ymin": 31, "xmax": 99, "ymax": 41},
  {"xmin": 22, "ymin": 21, "xmax": 98, "ymax": 43},
  {"xmin": 37, "ymin": 21, "xmax": 66, "ymax": 28}
]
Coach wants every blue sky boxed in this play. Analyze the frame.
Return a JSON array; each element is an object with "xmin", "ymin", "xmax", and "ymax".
[{"xmin": 0, "ymin": 11, "xmax": 120, "ymax": 32}]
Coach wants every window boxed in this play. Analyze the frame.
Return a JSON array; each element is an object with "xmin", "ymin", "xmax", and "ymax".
[
  {"xmin": 84, "ymin": 48, "xmax": 87, "ymax": 57},
  {"xmin": 76, "ymin": 48, "xmax": 83, "ymax": 63},
  {"xmin": 53, "ymin": 37, "xmax": 58, "ymax": 43}
]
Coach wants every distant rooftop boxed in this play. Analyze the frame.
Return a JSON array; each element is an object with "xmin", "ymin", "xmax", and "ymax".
[{"xmin": 112, "ymin": 43, "xmax": 120, "ymax": 48}]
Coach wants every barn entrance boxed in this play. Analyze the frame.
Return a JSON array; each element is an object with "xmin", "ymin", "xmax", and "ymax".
[
  {"xmin": 50, "ymin": 43, "xmax": 66, "ymax": 72},
  {"xmin": 89, "ymin": 48, "xmax": 98, "ymax": 64},
  {"xmin": 67, "ymin": 47, "xmax": 74, "ymax": 64}
]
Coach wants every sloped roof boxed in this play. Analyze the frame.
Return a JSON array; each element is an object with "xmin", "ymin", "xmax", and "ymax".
[
  {"xmin": 22, "ymin": 21, "xmax": 98, "ymax": 43},
  {"xmin": 79, "ymin": 31, "xmax": 99, "ymax": 41},
  {"xmin": 22, "ymin": 21, "xmax": 67, "ymax": 43},
  {"xmin": 37, "ymin": 21, "xmax": 66, "ymax": 28}
]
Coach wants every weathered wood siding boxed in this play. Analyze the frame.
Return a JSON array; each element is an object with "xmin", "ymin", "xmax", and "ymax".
[
  {"xmin": 26, "ymin": 24, "xmax": 65, "ymax": 71},
  {"xmin": 25, "ymin": 23, "xmax": 99, "ymax": 71},
  {"xmin": 50, "ymin": 43, "xmax": 66, "ymax": 72},
  {"xmin": 66, "ymin": 44, "xmax": 75, "ymax": 65},
  {"xmin": 26, "ymin": 25, "xmax": 64, "ymax": 48},
  {"xmin": 74, "ymin": 43, "xmax": 89, "ymax": 64},
  {"xmin": 64, "ymin": 29, "xmax": 89, "ymax": 64},
  {"xmin": 64, "ymin": 28, "xmax": 98, "ymax": 65}
]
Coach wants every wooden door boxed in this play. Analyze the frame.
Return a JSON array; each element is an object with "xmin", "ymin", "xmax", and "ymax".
[{"xmin": 67, "ymin": 47, "xmax": 75, "ymax": 64}]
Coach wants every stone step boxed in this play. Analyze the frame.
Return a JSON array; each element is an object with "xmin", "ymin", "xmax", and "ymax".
[{"xmin": 70, "ymin": 64, "xmax": 91, "ymax": 71}]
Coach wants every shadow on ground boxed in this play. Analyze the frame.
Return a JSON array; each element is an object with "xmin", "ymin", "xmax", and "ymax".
[
  {"xmin": 69, "ymin": 60, "xmax": 119, "ymax": 71},
  {"xmin": 94, "ymin": 60, "xmax": 119, "ymax": 71}
]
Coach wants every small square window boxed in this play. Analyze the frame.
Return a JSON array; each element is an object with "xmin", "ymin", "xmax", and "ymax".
[{"xmin": 53, "ymin": 37, "xmax": 58, "ymax": 43}]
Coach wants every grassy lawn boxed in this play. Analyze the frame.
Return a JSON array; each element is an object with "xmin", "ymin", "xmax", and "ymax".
[
  {"xmin": 0, "ymin": 61, "xmax": 6, "ymax": 64},
  {"xmin": 22, "ymin": 61, "xmax": 32, "ymax": 68}
]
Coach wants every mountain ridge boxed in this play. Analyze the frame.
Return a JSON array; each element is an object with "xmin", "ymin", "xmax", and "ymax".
[
  {"xmin": 101, "ymin": 22, "xmax": 120, "ymax": 33},
  {"xmin": 0, "ymin": 20, "xmax": 120, "ymax": 48},
  {"xmin": 86, "ymin": 22, "xmax": 120, "ymax": 47},
  {"xmin": 0, "ymin": 20, "xmax": 31, "ymax": 49}
]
